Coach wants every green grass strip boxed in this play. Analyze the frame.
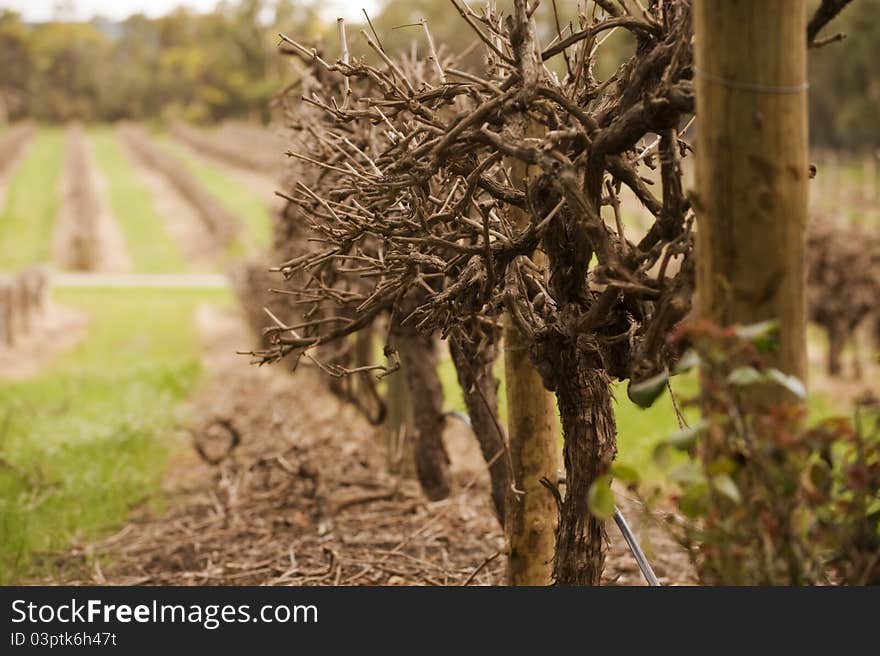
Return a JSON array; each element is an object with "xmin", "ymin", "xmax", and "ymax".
[
  {"xmin": 0, "ymin": 127, "xmax": 64, "ymax": 271},
  {"xmin": 0, "ymin": 286, "xmax": 229, "ymax": 583},
  {"xmin": 88, "ymin": 128, "xmax": 189, "ymax": 273}
]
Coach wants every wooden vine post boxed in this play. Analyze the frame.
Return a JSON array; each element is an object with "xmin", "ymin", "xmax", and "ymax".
[
  {"xmin": 500, "ymin": 0, "xmax": 558, "ymax": 586},
  {"xmin": 502, "ymin": 198, "xmax": 559, "ymax": 586},
  {"xmin": 694, "ymin": 0, "xmax": 810, "ymax": 401},
  {"xmin": 502, "ymin": 123, "xmax": 559, "ymax": 585}
]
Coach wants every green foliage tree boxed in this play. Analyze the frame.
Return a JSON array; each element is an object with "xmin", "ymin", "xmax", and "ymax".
[
  {"xmin": 28, "ymin": 20, "xmax": 110, "ymax": 121},
  {"xmin": 0, "ymin": 10, "xmax": 32, "ymax": 122},
  {"xmin": 809, "ymin": 0, "xmax": 880, "ymax": 150},
  {"xmin": 1, "ymin": 0, "xmax": 876, "ymax": 147},
  {"xmin": 0, "ymin": 1, "xmax": 321, "ymax": 124}
]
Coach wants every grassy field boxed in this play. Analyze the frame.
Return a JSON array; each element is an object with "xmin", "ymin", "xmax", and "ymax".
[
  {"xmin": 0, "ymin": 127, "xmax": 64, "ymax": 271},
  {"xmin": 0, "ymin": 123, "xmax": 271, "ymax": 581},
  {"xmin": 811, "ymin": 151, "xmax": 880, "ymax": 228},
  {"xmin": 88, "ymin": 128, "xmax": 189, "ymax": 273},
  {"xmin": 0, "ymin": 286, "xmax": 230, "ymax": 583},
  {"xmin": 154, "ymin": 134, "xmax": 273, "ymax": 251}
]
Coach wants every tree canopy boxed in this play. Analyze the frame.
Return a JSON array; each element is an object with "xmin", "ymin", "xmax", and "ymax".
[{"xmin": 0, "ymin": 0, "xmax": 875, "ymax": 152}]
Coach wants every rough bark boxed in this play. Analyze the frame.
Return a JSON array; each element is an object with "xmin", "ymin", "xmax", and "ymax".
[
  {"xmin": 395, "ymin": 328, "xmax": 450, "ymax": 501},
  {"xmin": 449, "ymin": 323, "xmax": 509, "ymax": 524},
  {"xmin": 547, "ymin": 341, "xmax": 617, "ymax": 585},
  {"xmin": 694, "ymin": 1, "xmax": 809, "ymax": 402},
  {"xmin": 532, "ymin": 169, "xmax": 622, "ymax": 586},
  {"xmin": 538, "ymin": 198, "xmax": 620, "ymax": 584}
]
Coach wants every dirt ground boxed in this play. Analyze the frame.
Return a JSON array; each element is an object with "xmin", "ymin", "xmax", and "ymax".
[
  {"xmin": 84, "ymin": 136, "xmax": 133, "ymax": 272},
  {"xmin": 36, "ymin": 302, "xmax": 694, "ymax": 586},
  {"xmin": 0, "ymin": 303, "xmax": 88, "ymax": 380}
]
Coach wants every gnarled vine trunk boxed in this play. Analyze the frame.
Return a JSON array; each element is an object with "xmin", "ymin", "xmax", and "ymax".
[
  {"xmin": 394, "ymin": 326, "xmax": 450, "ymax": 501},
  {"xmin": 550, "ymin": 347, "xmax": 617, "ymax": 585},
  {"xmin": 384, "ymin": 332, "xmax": 416, "ymax": 476},
  {"xmin": 449, "ymin": 324, "xmax": 509, "ymax": 524}
]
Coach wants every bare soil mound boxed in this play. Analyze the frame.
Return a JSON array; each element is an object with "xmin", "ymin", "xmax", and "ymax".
[
  {"xmin": 120, "ymin": 126, "xmax": 240, "ymax": 249},
  {"xmin": 171, "ymin": 121, "xmax": 284, "ymax": 178},
  {"xmin": 118, "ymin": 133, "xmax": 218, "ymax": 269},
  {"xmin": 53, "ymin": 125, "xmax": 131, "ymax": 272}
]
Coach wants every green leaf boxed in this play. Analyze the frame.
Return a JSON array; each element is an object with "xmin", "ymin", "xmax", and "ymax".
[
  {"xmin": 802, "ymin": 459, "xmax": 832, "ymax": 498},
  {"xmin": 706, "ymin": 456, "xmax": 738, "ymax": 476},
  {"xmin": 728, "ymin": 366, "xmax": 765, "ymax": 387},
  {"xmin": 627, "ymin": 369, "xmax": 669, "ymax": 408},
  {"xmin": 765, "ymin": 368, "xmax": 807, "ymax": 399},
  {"xmin": 674, "ymin": 349, "xmax": 700, "ymax": 374},
  {"xmin": 736, "ymin": 320, "xmax": 780, "ymax": 352},
  {"xmin": 611, "ymin": 463, "xmax": 640, "ymax": 486},
  {"xmin": 652, "ymin": 442, "xmax": 673, "ymax": 467},
  {"xmin": 666, "ymin": 422, "xmax": 706, "ymax": 451},
  {"xmin": 678, "ymin": 483, "xmax": 709, "ymax": 518},
  {"xmin": 669, "ymin": 462, "xmax": 705, "ymax": 487},
  {"xmin": 587, "ymin": 475, "xmax": 616, "ymax": 521},
  {"xmin": 711, "ymin": 473, "xmax": 742, "ymax": 504}
]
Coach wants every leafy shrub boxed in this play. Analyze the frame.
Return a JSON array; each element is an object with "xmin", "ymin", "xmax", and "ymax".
[{"xmin": 635, "ymin": 321, "xmax": 880, "ymax": 585}]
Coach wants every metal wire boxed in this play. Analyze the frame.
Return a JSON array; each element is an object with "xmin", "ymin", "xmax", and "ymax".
[{"xmin": 614, "ymin": 508, "xmax": 660, "ymax": 586}]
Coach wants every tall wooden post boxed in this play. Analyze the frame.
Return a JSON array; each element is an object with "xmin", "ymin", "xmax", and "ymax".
[
  {"xmin": 694, "ymin": 1, "xmax": 810, "ymax": 395},
  {"xmin": 503, "ymin": 129, "xmax": 559, "ymax": 586}
]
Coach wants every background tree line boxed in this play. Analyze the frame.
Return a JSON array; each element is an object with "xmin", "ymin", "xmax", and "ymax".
[
  {"xmin": 0, "ymin": 0, "xmax": 876, "ymax": 151},
  {"xmin": 0, "ymin": 0, "xmax": 321, "ymax": 124}
]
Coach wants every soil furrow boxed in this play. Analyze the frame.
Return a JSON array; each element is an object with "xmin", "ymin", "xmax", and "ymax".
[
  {"xmin": 171, "ymin": 121, "xmax": 284, "ymax": 177},
  {"xmin": 116, "ymin": 129, "xmax": 219, "ymax": 270},
  {"xmin": 53, "ymin": 124, "xmax": 132, "ymax": 272},
  {"xmin": 120, "ymin": 126, "xmax": 241, "ymax": 250}
]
